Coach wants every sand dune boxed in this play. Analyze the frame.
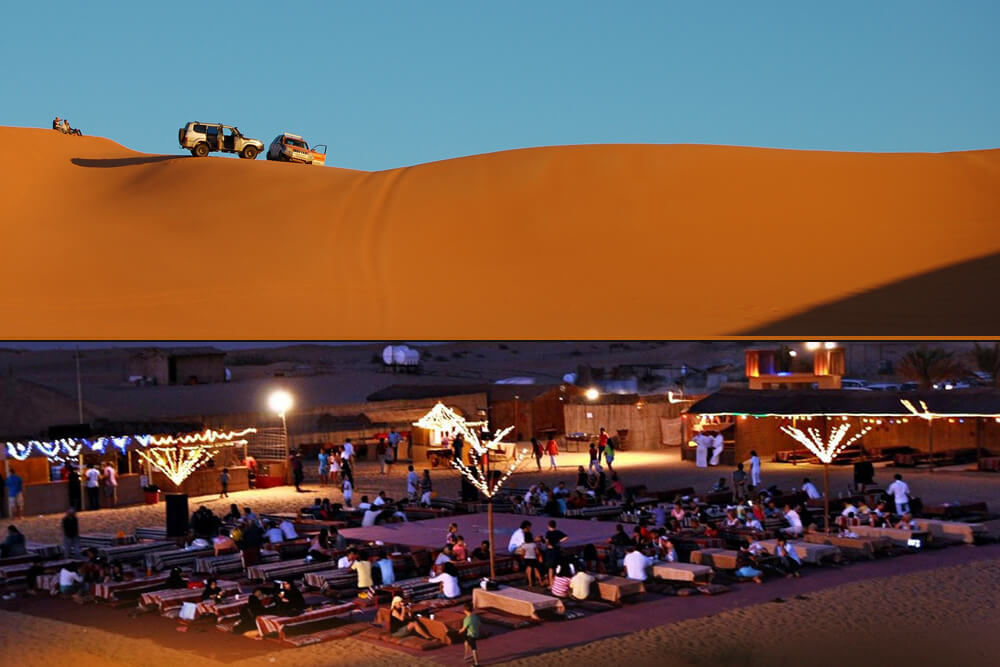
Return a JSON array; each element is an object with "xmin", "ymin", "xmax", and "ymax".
[{"xmin": 2, "ymin": 127, "xmax": 998, "ymax": 338}]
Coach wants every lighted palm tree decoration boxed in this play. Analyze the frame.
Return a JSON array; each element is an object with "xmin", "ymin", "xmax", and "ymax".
[
  {"xmin": 414, "ymin": 403, "xmax": 529, "ymax": 579},
  {"xmin": 779, "ymin": 423, "xmax": 871, "ymax": 532}
]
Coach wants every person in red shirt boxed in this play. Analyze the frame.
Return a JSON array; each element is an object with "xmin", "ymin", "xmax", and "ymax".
[{"xmin": 546, "ymin": 437, "xmax": 559, "ymax": 470}]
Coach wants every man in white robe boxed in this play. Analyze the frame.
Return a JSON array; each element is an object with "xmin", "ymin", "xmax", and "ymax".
[{"xmin": 709, "ymin": 431, "xmax": 725, "ymax": 466}]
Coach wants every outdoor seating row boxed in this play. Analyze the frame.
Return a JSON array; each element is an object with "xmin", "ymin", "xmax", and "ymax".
[
  {"xmin": 914, "ymin": 518, "xmax": 989, "ymax": 544},
  {"xmin": 194, "ymin": 551, "xmax": 278, "ymax": 576},
  {"xmin": 146, "ymin": 547, "xmax": 215, "ymax": 572},
  {"xmin": 93, "ymin": 573, "xmax": 171, "ymax": 601},
  {"xmin": 245, "ymin": 557, "xmax": 335, "ymax": 582},
  {"xmin": 139, "ymin": 580, "xmax": 240, "ymax": 613},
  {"xmin": 99, "ymin": 540, "xmax": 176, "ymax": 565},
  {"xmin": 255, "ymin": 600, "xmax": 356, "ymax": 640},
  {"xmin": 134, "ymin": 526, "xmax": 169, "ymax": 541},
  {"xmin": 26, "ymin": 543, "xmax": 64, "ymax": 559},
  {"xmin": 80, "ymin": 533, "xmax": 138, "ymax": 548}
]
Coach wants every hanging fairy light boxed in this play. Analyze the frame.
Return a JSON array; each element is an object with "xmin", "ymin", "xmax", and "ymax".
[
  {"xmin": 779, "ymin": 423, "xmax": 872, "ymax": 464},
  {"xmin": 4, "ymin": 427, "xmax": 257, "ymax": 462}
]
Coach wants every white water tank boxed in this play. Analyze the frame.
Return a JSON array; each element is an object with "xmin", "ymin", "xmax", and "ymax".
[{"xmin": 384, "ymin": 344, "xmax": 421, "ymax": 366}]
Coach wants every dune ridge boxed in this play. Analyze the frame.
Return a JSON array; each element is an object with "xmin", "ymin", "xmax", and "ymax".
[{"xmin": 2, "ymin": 127, "xmax": 998, "ymax": 338}]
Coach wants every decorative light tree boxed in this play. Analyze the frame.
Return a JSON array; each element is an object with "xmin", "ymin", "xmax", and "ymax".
[
  {"xmin": 136, "ymin": 428, "xmax": 255, "ymax": 488},
  {"xmin": 414, "ymin": 403, "xmax": 528, "ymax": 579},
  {"xmin": 779, "ymin": 422, "xmax": 871, "ymax": 532}
]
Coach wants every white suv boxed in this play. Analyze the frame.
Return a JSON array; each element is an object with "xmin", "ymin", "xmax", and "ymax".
[
  {"xmin": 178, "ymin": 122, "xmax": 264, "ymax": 159},
  {"xmin": 266, "ymin": 133, "xmax": 327, "ymax": 166}
]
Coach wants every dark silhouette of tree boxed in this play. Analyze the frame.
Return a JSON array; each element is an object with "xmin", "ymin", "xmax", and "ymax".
[
  {"xmin": 898, "ymin": 346, "xmax": 964, "ymax": 389},
  {"xmin": 971, "ymin": 343, "xmax": 1000, "ymax": 387}
]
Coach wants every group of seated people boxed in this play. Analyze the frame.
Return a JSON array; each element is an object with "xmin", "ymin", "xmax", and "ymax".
[{"xmin": 507, "ymin": 469, "xmax": 629, "ymax": 516}]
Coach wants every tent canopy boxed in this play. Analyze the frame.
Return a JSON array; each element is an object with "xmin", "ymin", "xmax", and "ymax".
[{"xmin": 686, "ymin": 388, "xmax": 1000, "ymax": 418}]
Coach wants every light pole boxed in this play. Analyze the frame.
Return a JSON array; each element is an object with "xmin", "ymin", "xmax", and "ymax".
[{"xmin": 268, "ymin": 390, "xmax": 294, "ymax": 482}]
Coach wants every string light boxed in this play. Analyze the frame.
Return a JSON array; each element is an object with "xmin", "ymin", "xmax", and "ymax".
[
  {"xmin": 135, "ymin": 438, "xmax": 249, "ymax": 487},
  {"xmin": 4, "ymin": 428, "xmax": 257, "ymax": 462},
  {"xmin": 779, "ymin": 423, "xmax": 872, "ymax": 464}
]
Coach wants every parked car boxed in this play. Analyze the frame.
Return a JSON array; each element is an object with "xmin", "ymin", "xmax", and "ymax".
[
  {"xmin": 178, "ymin": 122, "xmax": 264, "ymax": 159},
  {"xmin": 867, "ymin": 382, "xmax": 901, "ymax": 391},
  {"xmin": 266, "ymin": 133, "xmax": 327, "ymax": 165},
  {"xmin": 932, "ymin": 380, "xmax": 971, "ymax": 390},
  {"xmin": 841, "ymin": 379, "xmax": 871, "ymax": 390}
]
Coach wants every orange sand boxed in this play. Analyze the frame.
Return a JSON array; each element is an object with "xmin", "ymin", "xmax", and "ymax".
[{"xmin": 2, "ymin": 127, "xmax": 999, "ymax": 338}]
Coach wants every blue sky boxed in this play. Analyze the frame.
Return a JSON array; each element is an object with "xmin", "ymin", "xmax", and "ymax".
[{"xmin": 2, "ymin": 1, "xmax": 997, "ymax": 170}]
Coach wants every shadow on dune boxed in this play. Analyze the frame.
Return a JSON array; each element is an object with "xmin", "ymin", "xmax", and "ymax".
[
  {"xmin": 739, "ymin": 252, "xmax": 1000, "ymax": 336},
  {"xmin": 71, "ymin": 155, "xmax": 186, "ymax": 168}
]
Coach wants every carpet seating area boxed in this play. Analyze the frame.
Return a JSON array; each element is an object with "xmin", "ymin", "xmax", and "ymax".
[
  {"xmin": 79, "ymin": 533, "xmax": 138, "ymax": 548},
  {"xmin": 139, "ymin": 580, "xmax": 240, "ymax": 613},
  {"xmin": 195, "ymin": 551, "xmax": 279, "ymax": 576},
  {"xmin": 255, "ymin": 601, "xmax": 356, "ymax": 640},
  {"xmin": 99, "ymin": 540, "xmax": 177, "ymax": 565},
  {"xmin": 246, "ymin": 557, "xmax": 337, "ymax": 582}
]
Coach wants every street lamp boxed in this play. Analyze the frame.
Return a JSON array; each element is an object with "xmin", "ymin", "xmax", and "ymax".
[
  {"xmin": 585, "ymin": 387, "xmax": 600, "ymax": 401},
  {"xmin": 268, "ymin": 390, "xmax": 294, "ymax": 474},
  {"xmin": 805, "ymin": 342, "xmax": 821, "ymax": 351}
]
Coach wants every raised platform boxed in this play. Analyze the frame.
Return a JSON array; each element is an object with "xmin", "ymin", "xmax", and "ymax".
[{"xmin": 339, "ymin": 512, "xmax": 617, "ymax": 552}]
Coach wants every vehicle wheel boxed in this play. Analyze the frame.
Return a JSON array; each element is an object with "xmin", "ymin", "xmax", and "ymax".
[
  {"xmin": 193, "ymin": 143, "xmax": 210, "ymax": 158},
  {"xmin": 241, "ymin": 146, "xmax": 258, "ymax": 160}
]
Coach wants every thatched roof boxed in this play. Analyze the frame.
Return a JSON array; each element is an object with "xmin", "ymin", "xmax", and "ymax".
[{"xmin": 686, "ymin": 388, "xmax": 1000, "ymax": 417}]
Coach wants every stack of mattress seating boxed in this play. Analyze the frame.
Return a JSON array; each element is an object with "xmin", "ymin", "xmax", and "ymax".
[
  {"xmin": 93, "ymin": 573, "xmax": 171, "ymax": 602},
  {"xmin": 146, "ymin": 547, "xmax": 215, "ymax": 572},
  {"xmin": 255, "ymin": 601, "xmax": 356, "ymax": 641},
  {"xmin": 134, "ymin": 527, "xmax": 169, "ymax": 541},
  {"xmin": 430, "ymin": 498, "xmax": 463, "ymax": 513},
  {"xmin": 303, "ymin": 567, "xmax": 356, "ymax": 592},
  {"xmin": 850, "ymin": 524, "xmax": 926, "ymax": 547},
  {"xmin": 565, "ymin": 504, "xmax": 624, "ymax": 520},
  {"xmin": 451, "ymin": 556, "xmax": 520, "ymax": 589},
  {"xmin": 99, "ymin": 540, "xmax": 176, "ymax": 565},
  {"xmin": 26, "ymin": 543, "xmax": 63, "ymax": 559},
  {"xmin": 382, "ymin": 577, "xmax": 443, "ymax": 603},
  {"xmin": 79, "ymin": 533, "xmax": 138, "ymax": 549},
  {"xmin": 0, "ymin": 553, "xmax": 41, "ymax": 568},
  {"xmin": 198, "ymin": 594, "xmax": 273, "ymax": 626},
  {"xmin": 654, "ymin": 487, "xmax": 696, "ymax": 502},
  {"xmin": 246, "ymin": 557, "xmax": 336, "ymax": 582},
  {"xmin": 756, "ymin": 539, "xmax": 841, "ymax": 565},
  {"xmin": 705, "ymin": 491, "xmax": 735, "ymax": 506},
  {"xmin": 914, "ymin": 518, "xmax": 991, "ymax": 545},
  {"xmin": 195, "ymin": 551, "xmax": 279, "ymax": 576},
  {"xmin": 262, "ymin": 538, "xmax": 311, "ymax": 559},
  {"xmin": 717, "ymin": 527, "xmax": 776, "ymax": 548},
  {"xmin": 0, "ymin": 558, "xmax": 78, "ymax": 586},
  {"xmin": 139, "ymin": 579, "xmax": 240, "ymax": 614}
]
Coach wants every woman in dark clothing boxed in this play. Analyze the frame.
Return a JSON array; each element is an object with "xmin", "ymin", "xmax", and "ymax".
[
  {"xmin": 67, "ymin": 466, "xmax": 82, "ymax": 511},
  {"xmin": 165, "ymin": 566, "xmax": 186, "ymax": 589},
  {"xmin": 531, "ymin": 437, "xmax": 543, "ymax": 472},
  {"xmin": 308, "ymin": 528, "xmax": 331, "ymax": 562},
  {"xmin": 224, "ymin": 503, "xmax": 241, "ymax": 523},
  {"xmin": 201, "ymin": 577, "xmax": 226, "ymax": 602},
  {"xmin": 232, "ymin": 588, "xmax": 271, "ymax": 635},
  {"xmin": 1, "ymin": 526, "xmax": 27, "ymax": 557},
  {"xmin": 273, "ymin": 580, "xmax": 306, "ymax": 616}
]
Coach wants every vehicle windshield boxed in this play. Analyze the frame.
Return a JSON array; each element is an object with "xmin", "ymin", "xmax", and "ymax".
[{"xmin": 285, "ymin": 137, "xmax": 308, "ymax": 149}]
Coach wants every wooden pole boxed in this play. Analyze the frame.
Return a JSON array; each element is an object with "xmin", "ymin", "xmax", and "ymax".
[
  {"xmin": 928, "ymin": 418, "xmax": 934, "ymax": 474},
  {"xmin": 488, "ymin": 499, "xmax": 496, "ymax": 581},
  {"xmin": 823, "ymin": 462, "xmax": 831, "ymax": 533}
]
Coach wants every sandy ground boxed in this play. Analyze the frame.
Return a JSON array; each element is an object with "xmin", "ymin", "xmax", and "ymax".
[
  {"xmin": 9, "ymin": 451, "xmax": 1000, "ymax": 544},
  {"xmin": 498, "ymin": 559, "xmax": 1000, "ymax": 667},
  {"xmin": 3, "ymin": 127, "xmax": 1000, "ymax": 338}
]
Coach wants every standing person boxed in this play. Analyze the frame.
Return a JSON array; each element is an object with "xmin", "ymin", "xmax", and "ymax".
[
  {"xmin": 460, "ymin": 602, "xmax": 481, "ymax": 667},
  {"xmin": 588, "ymin": 441, "xmax": 602, "ymax": 474},
  {"xmin": 748, "ymin": 450, "xmax": 762, "ymax": 490},
  {"xmin": 329, "ymin": 447, "xmax": 341, "ymax": 485},
  {"xmin": 342, "ymin": 476, "xmax": 353, "ymax": 508},
  {"xmin": 546, "ymin": 436, "xmax": 559, "ymax": 471},
  {"xmin": 244, "ymin": 454, "xmax": 257, "ymax": 489},
  {"xmin": 887, "ymin": 473, "xmax": 912, "ymax": 514},
  {"xmin": 318, "ymin": 449, "xmax": 330, "ymax": 487},
  {"xmin": 291, "ymin": 452, "xmax": 304, "ymax": 492},
  {"xmin": 102, "ymin": 460, "xmax": 118, "ymax": 508},
  {"xmin": 219, "ymin": 468, "xmax": 230, "ymax": 498},
  {"xmin": 84, "ymin": 463, "xmax": 100, "ymax": 511},
  {"xmin": 340, "ymin": 454, "xmax": 354, "ymax": 488},
  {"xmin": 732, "ymin": 462, "xmax": 748, "ymax": 503},
  {"xmin": 240, "ymin": 518, "xmax": 264, "ymax": 566},
  {"xmin": 388, "ymin": 429, "xmax": 401, "ymax": 462},
  {"xmin": 694, "ymin": 431, "xmax": 709, "ymax": 468},
  {"xmin": 382, "ymin": 437, "xmax": 395, "ymax": 474},
  {"xmin": 710, "ymin": 430, "xmax": 725, "ymax": 466},
  {"xmin": 603, "ymin": 436, "xmax": 615, "ymax": 472},
  {"xmin": 531, "ymin": 437, "xmax": 543, "ymax": 472},
  {"xmin": 62, "ymin": 507, "xmax": 80, "ymax": 558},
  {"xmin": 406, "ymin": 465, "xmax": 419, "ymax": 501},
  {"xmin": 419, "ymin": 469, "xmax": 433, "ymax": 506},
  {"xmin": 66, "ymin": 465, "xmax": 82, "ymax": 511},
  {"xmin": 6, "ymin": 468, "xmax": 24, "ymax": 520},
  {"xmin": 452, "ymin": 433, "xmax": 464, "ymax": 465},
  {"xmin": 342, "ymin": 438, "xmax": 355, "ymax": 464}
]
